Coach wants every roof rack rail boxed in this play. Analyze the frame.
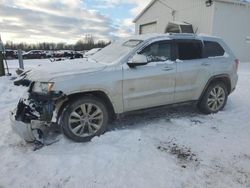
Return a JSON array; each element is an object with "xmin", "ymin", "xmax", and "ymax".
[{"xmin": 168, "ymin": 33, "xmax": 197, "ymax": 37}]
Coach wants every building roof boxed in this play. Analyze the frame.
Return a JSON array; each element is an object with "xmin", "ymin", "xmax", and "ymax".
[
  {"xmin": 133, "ymin": 0, "xmax": 157, "ymax": 23},
  {"xmin": 133, "ymin": 0, "xmax": 250, "ymax": 23},
  {"xmin": 216, "ymin": 0, "xmax": 250, "ymax": 5}
]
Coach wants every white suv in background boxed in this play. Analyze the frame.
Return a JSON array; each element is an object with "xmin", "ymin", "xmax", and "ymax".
[{"xmin": 10, "ymin": 33, "xmax": 239, "ymax": 143}]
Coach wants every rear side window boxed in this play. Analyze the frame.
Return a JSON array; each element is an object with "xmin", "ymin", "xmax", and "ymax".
[
  {"xmin": 140, "ymin": 41, "xmax": 172, "ymax": 62},
  {"xmin": 176, "ymin": 40, "xmax": 202, "ymax": 60},
  {"xmin": 203, "ymin": 41, "xmax": 225, "ymax": 58}
]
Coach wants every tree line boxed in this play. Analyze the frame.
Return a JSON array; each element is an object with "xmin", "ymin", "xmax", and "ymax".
[{"xmin": 4, "ymin": 35, "xmax": 110, "ymax": 51}]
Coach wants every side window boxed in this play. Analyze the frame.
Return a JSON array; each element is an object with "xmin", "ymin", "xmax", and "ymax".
[
  {"xmin": 176, "ymin": 40, "xmax": 202, "ymax": 60},
  {"xmin": 203, "ymin": 41, "xmax": 225, "ymax": 58},
  {"xmin": 139, "ymin": 41, "xmax": 171, "ymax": 62}
]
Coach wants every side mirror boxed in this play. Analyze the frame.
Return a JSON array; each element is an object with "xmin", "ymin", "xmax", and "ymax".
[{"xmin": 127, "ymin": 54, "xmax": 148, "ymax": 68}]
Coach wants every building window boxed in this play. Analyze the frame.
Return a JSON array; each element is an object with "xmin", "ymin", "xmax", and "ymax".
[{"xmin": 203, "ymin": 41, "xmax": 225, "ymax": 58}]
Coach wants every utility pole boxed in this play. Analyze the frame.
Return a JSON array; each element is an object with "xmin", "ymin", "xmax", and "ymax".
[{"xmin": 0, "ymin": 35, "xmax": 5, "ymax": 76}]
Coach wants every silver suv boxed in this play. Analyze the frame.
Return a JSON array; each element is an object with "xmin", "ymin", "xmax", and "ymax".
[{"xmin": 10, "ymin": 33, "xmax": 239, "ymax": 143}]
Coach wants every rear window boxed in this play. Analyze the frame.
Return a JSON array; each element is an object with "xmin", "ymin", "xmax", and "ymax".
[
  {"xmin": 177, "ymin": 40, "xmax": 202, "ymax": 60},
  {"xmin": 203, "ymin": 41, "xmax": 225, "ymax": 58}
]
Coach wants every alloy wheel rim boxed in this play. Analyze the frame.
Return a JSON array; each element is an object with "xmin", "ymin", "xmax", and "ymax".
[
  {"xmin": 68, "ymin": 103, "xmax": 104, "ymax": 137},
  {"xmin": 207, "ymin": 86, "xmax": 226, "ymax": 112}
]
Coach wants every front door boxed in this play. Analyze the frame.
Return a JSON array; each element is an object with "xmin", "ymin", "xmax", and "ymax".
[{"xmin": 123, "ymin": 40, "xmax": 176, "ymax": 112}]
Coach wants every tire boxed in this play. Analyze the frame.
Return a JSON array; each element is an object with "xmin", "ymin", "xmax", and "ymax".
[
  {"xmin": 198, "ymin": 82, "xmax": 228, "ymax": 114},
  {"xmin": 61, "ymin": 96, "xmax": 109, "ymax": 142}
]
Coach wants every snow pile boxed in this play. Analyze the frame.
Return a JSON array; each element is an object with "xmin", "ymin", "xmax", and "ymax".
[{"xmin": 0, "ymin": 60, "xmax": 250, "ymax": 188}]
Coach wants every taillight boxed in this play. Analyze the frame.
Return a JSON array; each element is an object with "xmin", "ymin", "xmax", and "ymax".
[{"xmin": 235, "ymin": 59, "xmax": 240, "ymax": 72}]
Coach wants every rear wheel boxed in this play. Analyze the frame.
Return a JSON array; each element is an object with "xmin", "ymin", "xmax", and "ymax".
[
  {"xmin": 61, "ymin": 96, "xmax": 109, "ymax": 142},
  {"xmin": 198, "ymin": 82, "xmax": 228, "ymax": 114}
]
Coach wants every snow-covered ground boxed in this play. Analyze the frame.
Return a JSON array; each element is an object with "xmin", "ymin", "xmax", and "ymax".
[{"xmin": 0, "ymin": 59, "xmax": 250, "ymax": 188}]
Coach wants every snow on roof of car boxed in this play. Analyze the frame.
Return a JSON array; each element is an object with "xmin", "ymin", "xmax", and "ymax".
[
  {"xmin": 121, "ymin": 33, "xmax": 169, "ymax": 42},
  {"xmin": 115, "ymin": 33, "xmax": 223, "ymax": 45},
  {"xmin": 130, "ymin": 33, "xmax": 219, "ymax": 39}
]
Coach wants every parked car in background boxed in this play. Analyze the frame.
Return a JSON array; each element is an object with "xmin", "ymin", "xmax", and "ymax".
[
  {"xmin": 83, "ymin": 48, "xmax": 102, "ymax": 58},
  {"xmin": 10, "ymin": 33, "xmax": 239, "ymax": 144},
  {"xmin": 44, "ymin": 51, "xmax": 53, "ymax": 58},
  {"xmin": 56, "ymin": 51, "xmax": 84, "ymax": 59},
  {"xmin": 4, "ymin": 49, "xmax": 17, "ymax": 59},
  {"xmin": 60, "ymin": 50, "xmax": 73, "ymax": 59},
  {"xmin": 23, "ymin": 50, "xmax": 47, "ymax": 59},
  {"xmin": 73, "ymin": 51, "xmax": 84, "ymax": 58}
]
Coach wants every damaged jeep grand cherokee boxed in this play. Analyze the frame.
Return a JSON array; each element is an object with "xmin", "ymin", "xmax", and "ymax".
[{"xmin": 10, "ymin": 33, "xmax": 239, "ymax": 143}]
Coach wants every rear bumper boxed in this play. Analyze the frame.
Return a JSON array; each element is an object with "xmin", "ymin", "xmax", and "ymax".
[
  {"xmin": 230, "ymin": 74, "xmax": 238, "ymax": 94},
  {"xmin": 10, "ymin": 109, "xmax": 36, "ymax": 142}
]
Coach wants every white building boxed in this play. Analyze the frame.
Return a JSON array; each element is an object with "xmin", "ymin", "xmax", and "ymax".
[{"xmin": 134, "ymin": 0, "xmax": 250, "ymax": 62}]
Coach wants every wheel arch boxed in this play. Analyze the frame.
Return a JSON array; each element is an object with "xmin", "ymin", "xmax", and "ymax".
[
  {"xmin": 57, "ymin": 90, "xmax": 116, "ymax": 122},
  {"xmin": 199, "ymin": 74, "xmax": 231, "ymax": 101}
]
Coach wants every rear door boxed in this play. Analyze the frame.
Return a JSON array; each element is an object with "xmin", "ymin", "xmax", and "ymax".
[
  {"xmin": 174, "ymin": 39, "xmax": 213, "ymax": 102},
  {"xmin": 203, "ymin": 40, "xmax": 228, "ymax": 76}
]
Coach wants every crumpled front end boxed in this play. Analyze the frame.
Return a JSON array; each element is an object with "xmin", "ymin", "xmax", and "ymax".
[
  {"xmin": 10, "ymin": 89, "xmax": 65, "ymax": 143},
  {"xmin": 10, "ymin": 109, "xmax": 36, "ymax": 142}
]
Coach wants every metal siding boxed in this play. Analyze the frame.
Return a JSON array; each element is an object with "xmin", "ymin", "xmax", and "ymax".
[
  {"xmin": 135, "ymin": 0, "xmax": 250, "ymax": 61},
  {"xmin": 135, "ymin": 0, "xmax": 173, "ymax": 34},
  {"xmin": 135, "ymin": 0, "xmax": 214, "ymax": 35},
  {"xmin": 174, "ymin": 0, "xmax": 214, "ymax": 34},
  {"xmin": 212, "ymin": 1, "xmax": 250, "ymax": 62}
]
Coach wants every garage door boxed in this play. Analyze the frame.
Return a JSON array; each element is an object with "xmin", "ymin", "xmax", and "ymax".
[{"xmin": 139, "ymin": 22, "xmax": 157, "ymax": 34}]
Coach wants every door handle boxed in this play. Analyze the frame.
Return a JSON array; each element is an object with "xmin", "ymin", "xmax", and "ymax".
[
  {"xmin": 162, "ymin": 67, "xmax": 174, "ymax": 71},
  {"xmin": 201, "ymin": 62, "xmax": 211, "ymax": 66}
]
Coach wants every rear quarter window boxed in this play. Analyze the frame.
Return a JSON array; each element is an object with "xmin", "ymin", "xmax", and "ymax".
[{"xmin": 203, "ymin": 41, "xmax": 225, "ymax": 58}]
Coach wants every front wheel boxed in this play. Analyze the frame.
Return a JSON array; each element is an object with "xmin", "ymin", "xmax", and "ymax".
[
  {"xmin": 61, "ymin": 96, "xmax": 109, "ymax": 142},
  {"xmin": 198, "ymin": 82, "xmax": 228, "ymax": 114}
]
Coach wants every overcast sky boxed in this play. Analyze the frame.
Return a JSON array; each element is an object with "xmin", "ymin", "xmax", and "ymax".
[
  {"xmin": 0, "ymin": 0, "xmax": 151, "ymax": 43},
  {"xmin": 1, "ymin": 0, "xmax": 249, "ymax": 44}
]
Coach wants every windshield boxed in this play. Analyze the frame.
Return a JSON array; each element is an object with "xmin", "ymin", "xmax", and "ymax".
[
  {"xmin": 91, "ymin": 39, "xmax": 143, "ymax": 64},
  {"xmin": 85, "ymin": 48, "xmax": 101, "ymax": 56}
]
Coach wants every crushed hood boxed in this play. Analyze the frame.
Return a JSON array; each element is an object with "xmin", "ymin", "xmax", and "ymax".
[{"xmin": 26, "ymin": 59, "xmax": 106, "ymax": 82}]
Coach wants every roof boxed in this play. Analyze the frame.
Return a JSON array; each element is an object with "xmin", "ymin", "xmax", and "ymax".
[
  {"xmin": 125, "ymin": 33, "xmax": 222, "ymax": 42},
  {"xmin": 133, "ymin": 0, "xmax": 157, "ymax": 23},
  {"xmin": 216, "ymin": 0, "xmax": 250, "ymax": 5},
  {"xmin": 125, "ymin": 33, "xmax": 167, "ymax": 41},
  {"xmin": 133, "ymin": 0, "xmax": 250, "ymax": 23}
]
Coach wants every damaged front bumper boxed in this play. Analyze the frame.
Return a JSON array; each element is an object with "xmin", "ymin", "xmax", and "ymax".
[
  {"xmin": 10, "ymin": 109, "xmax": 36, "ymax": 142},
  {"xmin": 10, "ymin": 91, "xmax": 65, "ymax": 143}
]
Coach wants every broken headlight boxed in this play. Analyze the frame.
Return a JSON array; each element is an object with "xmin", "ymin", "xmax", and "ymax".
[{"xmin": 32, "ymin": 82, "xmax": 54, "ymax": 93}]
